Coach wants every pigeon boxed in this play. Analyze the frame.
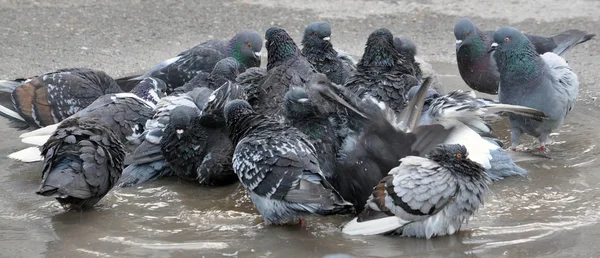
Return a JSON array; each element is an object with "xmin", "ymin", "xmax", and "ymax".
[
  {"xmin": 0, "ymin": 68, "xmax": 124, "ymax": 129},
  {"xmin": 408, "ymin": 87, "xmax": 549, "ymax": 180},
  {"xmin": 160, "ymin": 82, "xmax": 246, "ymax": 186},
  {"xmin": 248, "ymin": 27, "xmax": 316, "ymax": 118},
  {"xmin": 283, "ymin": 84, "xmax": 341, "ymax": 179},
  {"xmin": 341, "ymin": 143, "xmax": 490, "ymax": 238},
  {"xmin": 224, "ymin": 99, "xmax": 354, "ymax": 225},
  {"xmin": 121, "ymin": 30, "xmax": 263, "ymax": 93},
  {"xmin": 310, "ymin": 75, "xmax": 454, "ymax": 212},
  {"xmin": 117, "ymin": 87, "xmax": 213, "ymax": 187},
  {"xmin": 301, "ymin": 22, "xmax": 356, "ymax": 85},
  {"xmin": 490, "ymin": 26, "xmax": 580, "ymax": 151},
  {"xmin": 35, "ymin": 116, "xmax": 125, "ymax": 211},
  {"xmin": 173, "ymin": 57, "xmax": 241, "ymax": 93},
  {"xmin": 345, "ymin": 28, "xmax": 421, "ymax": 113},
  {"xmin": 454, "ymin": 17, "xmax": 594, "ymax": 94}
]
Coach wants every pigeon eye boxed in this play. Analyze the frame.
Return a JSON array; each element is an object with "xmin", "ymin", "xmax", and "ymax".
[
  {"xmin": 247, "ymin": 42, "xmax": 252, "ymax": 48},
  {"xmin": 504, "ymin": 37, "xmax": 510, "ymax": 43},
  {"xmin": 313, "ymin": 32, "xmax": 318, "ymax": 37},
  {"xmin": 456, "ymin": 153, "xmax": 463, "ymax": 159},
  {"xmin": 466, "ymin": 31, "xmax": 471, "ymax": 36}
]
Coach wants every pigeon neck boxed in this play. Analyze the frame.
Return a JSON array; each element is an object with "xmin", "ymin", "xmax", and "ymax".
[
  {"xmin": 301, "ymin": 42, "xmax": 338, "ymax": 62},
  {"xmin": 358, "ymin": 43, "xmax": 397, "ymax": 69},
  {"xmin": 228, "ymin": 112, "xmax": 282, "ymax": 146},
  {"xmin": 267, "ymin": 42, "xmax": 300, "ymax": 71},
  {"xmin": 495, "ymin": 43, "xmax": 543, "ymax": 88},
  {"xmin": 457, "ymin": 31, "xmax": 488, "ymax": 62}
]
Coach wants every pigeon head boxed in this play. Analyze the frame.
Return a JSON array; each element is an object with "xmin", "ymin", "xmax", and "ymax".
[
  {"xmin": 209, "ymin": 57, "xmax": 241, "ymax": 86},
  {"xmin": 393, "ymin": 36, "xmax": 417, "ymax": 59},
  {"xmin": 224, "ymin": 99, "xmax": 255, "ymax": 126},
  {"xmin": 358, "ymin": 28, "xmax": 399, "ymax": 67},
  {"xmin": 228, "ymin": 29, "xmax": 263, "ymax": 70},
  {"xmin": 490, "ymin": 27, "xmax": 539, "ymax": 75},
  {"xmin": 284, "ymin": 86, "xmax": 319, "ymax": 120},
  {"xmin": 454, "ymin": 18, "xmax": 483, "ymax": 52},
  {"xmin": 301, "ymin": 22, "xmax": 333, "ymax": 48},
  {"xmin": 426, "ymin": 144, "xmax": 487, "ymax": 180},
  {"xmin": 129, "ymin": 77, "xmax": 167, "ymax": 105},
  {"xmin": 169, "ymin": 106, "xmax": 198, "ymax": 139},
  {"xmin": 265, "ymin": 27, "xmax": 301, "ymax": 70}
]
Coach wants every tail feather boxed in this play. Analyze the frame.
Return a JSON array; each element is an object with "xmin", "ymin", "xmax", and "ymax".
[
  {"xmin": 117, "ymin": 161, "xmax": 172, "ymax": 187},
  {"xmin": 483, "ymin": 102, "xmax": 549, "ymax": 121},
  {"xmin": 0, "ymin": 79, "xmax": 23, "ymax": 92},
  {"xmin": 20, "ymin": 123, "xmax": 59, "ymax": 138},
  {"xmin": 551, "ymin": 29, "xmax": 596, "ymax": 56},
  {"xmin": 21, "ymin": 135, "xmax": 51, "ymax": 146},
  {"xmin": 8, "ymin": 146, "xmax": 43, "ymax": 163},
  {"xmin": 342, "ymin": 215, "xmax": 407, "ymax": 236}
]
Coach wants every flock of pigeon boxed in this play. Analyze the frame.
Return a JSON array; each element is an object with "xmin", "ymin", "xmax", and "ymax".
[{"xmin": 0, "ymin": 17, "xmax": 594, "ymax": 239}]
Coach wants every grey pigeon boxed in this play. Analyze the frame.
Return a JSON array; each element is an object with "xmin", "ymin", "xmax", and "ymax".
[
  {"xmin": 35, "ymin": 116, "xmax": 125, "ymax": 211},
  {"xmin": 160, "ymin": 82, "xmax": 246, "ymax": 186},
  {"xmin": 408, "ymin": 87, "xmax": 548, "ymax": 180},
  {"xmin": 173, "ymin": 57, "xmax": 241, "ymax": 93},
  {"xmin": 117, "ymin": 87, "xmax": 213, "ymax": 187},
  {"xmin": 490, "ymin": 26, "xmax": 580, "ymax": 151},
  {"xmin": 345, "ymin": 28, "xmax": 421, "ymax": 113},
  {"xmin": 224, "ymin": 99, "xmax": 354, "ymax": 225},
  {"xmin": 394, "ymin": 36, "xmax": 417, "ymax": 61},
  {"xmin": 341, "ymin": 144, "xmax": 490, "ymax": 238},
  {"xmin": 0, "ymin": 68, "xmax": 123, "ymax": 128},
  {"xmin": 301, "ymin": 22, "xmax": 356, "ymax": 85},
  {"xmin": 121, "ymin": 30, "xmax": 263, "ymax": 93},
  {"xmin": 247, "ymin": 27, "xmax": 316, "ymax": 118},
  {"xmin": 455, "ymin": 17, "xmax": 594, "ymax": 94}
]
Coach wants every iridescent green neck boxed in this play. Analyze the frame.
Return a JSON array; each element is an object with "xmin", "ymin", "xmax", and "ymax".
[
  {"xmin": 495, "ymin": 41, "xmax": 542, "ymax": 83},
  {"xmin": 459, "ymin": 36, "xmax": 487, "ymax": 61}
]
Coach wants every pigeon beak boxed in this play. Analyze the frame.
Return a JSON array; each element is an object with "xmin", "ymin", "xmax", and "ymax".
[
  {"xmin": 322, "ymin": 37, "xmax": 331, "ymax": 41},
  {"xmin": 176, "ymin": 129, "xmax": 184, "ymax": 139},
  {"xmin": 455, "ymin": 39, "xmax": 463, "ymax": 50},
  {"xmin": 254, "ymin": 51, "xmax": 261, "ymax": 58},
  {"xmin": 488, "ymin": 42, "xmax": 498, "ymax": 53}
]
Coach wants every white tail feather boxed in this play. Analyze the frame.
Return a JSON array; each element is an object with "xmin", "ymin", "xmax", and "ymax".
[
  {"xmin": 341, "ymin": 216, "xmax": 408, "ymax": 236},
  {"xmin": 20, "ymin": 123, "xmax": 59, "ymax": 138},
  {"xmin": 8, "ymin": 146, "xmax": 43, "ymax": 163},
  {"xmin": 21, "ymin": 135, "xmax": 51, "ymax": 146},
  {"xmin": 0, "ymin": 105, "xmax": 25, "ymax": 121}
]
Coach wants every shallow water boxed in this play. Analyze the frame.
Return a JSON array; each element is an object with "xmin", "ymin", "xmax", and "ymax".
[
  {"xmin": 1, "ymin": 0, "xmax": 600, "ymax": 257},
  {"xmin": 2, "ymin": 61, "xmax": 600, "ymax": 258}
]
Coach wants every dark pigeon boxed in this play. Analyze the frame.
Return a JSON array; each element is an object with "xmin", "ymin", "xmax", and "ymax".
[
  {"xmin": 224, "ymin": 99, "xmax": 354, "ymax": 225},
  {"xmin": 341, "ymin": 144, "xmax": 490, "ymax": 238},
  {"xmin": 345, "ymin": 28, "xmax": 421, "ymax": 113},
  {"xmin": 249, "ymin": 27, "xmax": 316, "ymax": 118},
  {"xmin": 454, "ymin": 17, "xmax": 594, "ymax": 94},
  {"xmin": 117, "ymin": 87, "xmax": 213, "ymax": 187},
  {"xmin": 121, "ymin": 30, "xmax": 263, "ymax": 93},
  {"xmin": 236, "ymin": 67, "xmax": 267, "ymax": 105},
  {"xmin": 0, "ymin": 68, "xmax": 123, "ymax": 129},
  {"xmin": 283, "ymin": 84, "xmax": 342, "ymax": 180},
  {"xmin": 490, "ymin": 26, "xmax": 579, "ymax": 151},
  {"xmin": 311, "ymin": 75, "xmax": 454, "ymax": 212},
  {"xmin": 36, "ymin": 116, "xmax": 125, "ymax": 211},
  {"xmin": 160, "ymin": 82, "xmax": 246, "ymax": 186},
  {"xmin": 301, "ymin": 22, "xmax": 356, "ymax": 85},
  {"xmin": 173, "ymin": 57, "xmax": 241, "ymax": 93}
]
